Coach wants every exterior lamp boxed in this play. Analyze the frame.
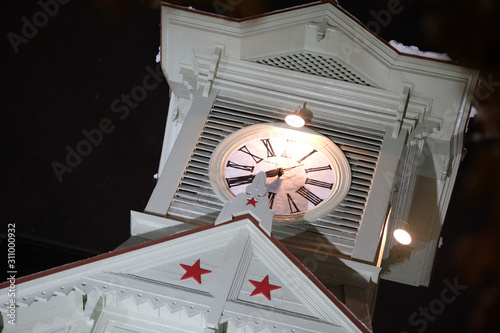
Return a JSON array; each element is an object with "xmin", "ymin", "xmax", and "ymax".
[
  {"xmin": 285, "ymin": 102, "xmax": 313, "ymax": 128},
  {"xmin": 393, "ymin": 219, "xmax": 412, "ymax": 245}
]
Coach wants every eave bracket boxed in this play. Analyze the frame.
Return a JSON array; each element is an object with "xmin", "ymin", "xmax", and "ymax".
[{"xmin": 203, "ymin": 45, "xmax": 224, "ymax": 97}]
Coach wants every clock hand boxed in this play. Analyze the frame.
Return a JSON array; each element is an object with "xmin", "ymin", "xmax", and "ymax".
[
  {"xmin": 265, "ymin": 164, "xmax": 303, "ymax": 178},
  {"xmin": 281, "ymin": 164, "xmax": 304, "ymax": 173},
  {"xmin": 264, "ymin": 168, "xmax": 282, "ymax": 178}
]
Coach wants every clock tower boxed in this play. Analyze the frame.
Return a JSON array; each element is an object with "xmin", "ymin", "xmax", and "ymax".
[
  {"xmin": 0, "ymin": 2, "xmax": 479, "ymax": 331},
  {"xmin": 142, "ymin": 0, "xmax": 477, "ymax": 291}
]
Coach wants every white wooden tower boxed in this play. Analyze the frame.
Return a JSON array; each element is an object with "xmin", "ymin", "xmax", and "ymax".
[
  {"xmin": 0, "ymin": 1, "xmax": 478, "ymax": 332},
  {"xmin": 146, "ymin": 1, "xmax": 477, "ymax": 287}
]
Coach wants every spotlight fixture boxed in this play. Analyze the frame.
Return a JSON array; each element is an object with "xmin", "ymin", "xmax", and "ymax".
[
  {"xmin": 393, "ymin": 219, "xmax": 412, "ymax": 245},
  {"xmin": 285, "ymin": 102, "xmax": 313, "ymax": 128}
]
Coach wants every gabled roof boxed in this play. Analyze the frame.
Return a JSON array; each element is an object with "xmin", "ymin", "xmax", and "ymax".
[
  {"xmin": 162, "ymin": 0, "xmax": 461, "ymax": 65},
  {"xmin": 159, "ymin": 0, "xmax": 477, "ymax": 145},
  {"xmin": 1, "ymin": 214, "xmax": 370, "ymax": 332}
]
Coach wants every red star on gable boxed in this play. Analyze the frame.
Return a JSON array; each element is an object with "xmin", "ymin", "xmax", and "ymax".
[
  {"xmin": 180, "ymin": 259, "xmax": 211, "ymax": 284},
  {"xmin": 249, "ymin": 275, "xmax": 281, "ymax": 300},
  {"xmin": 246, "ymin": 197, "xmax": 258, "ymax": 207}
]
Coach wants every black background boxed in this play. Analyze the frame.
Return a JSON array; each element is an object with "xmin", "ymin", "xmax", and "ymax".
[{"xmin": 2, "ymin": 1, "xmax": 499, "ymax": 332}]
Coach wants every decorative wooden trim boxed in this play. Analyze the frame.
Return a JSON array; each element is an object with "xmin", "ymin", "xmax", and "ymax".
[
  {"xmin": 194, "ymin": 56, "xmax": 432, "ymax": 133},
  {"xmin": 160, "ymin": 1, "xmax": 336, "ymax": 23},
  {"xmin": 160, "ymin": 0, "xmax": 482, "ymax": 70},
  {"xmin": 351, "ymin": 126, "xmax": 407, "ymax": 263},
  {"xmin": 145, "ymin": 88, "xmax": 218, "ymax": 216},
  {"xmin": 206, "ymin": 229, "xmax": 252, "ymax": 328}
]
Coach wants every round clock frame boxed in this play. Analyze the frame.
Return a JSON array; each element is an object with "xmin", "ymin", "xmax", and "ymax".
[{"xmin": 209, "ymin": 122, "xmax": 351, "ymax": 223}]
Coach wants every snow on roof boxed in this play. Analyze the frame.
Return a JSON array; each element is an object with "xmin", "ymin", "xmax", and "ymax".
[{"xmin": 389, "ymin": 40, "xmax": 451, "ymax": 61}]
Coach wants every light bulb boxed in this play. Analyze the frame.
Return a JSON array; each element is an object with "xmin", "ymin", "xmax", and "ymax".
[
  {"xmin": 285, "ymin": 114, "xmax": 305, "ymax": 128},
  {"xmin": 394, "ymin": 228, "xmax": 412, "ymax": 245}
]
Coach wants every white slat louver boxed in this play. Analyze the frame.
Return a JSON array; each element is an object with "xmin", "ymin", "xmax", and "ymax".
[{"xmin": 167, "ymin": 96, "xmax": 384, "ymax": 257}]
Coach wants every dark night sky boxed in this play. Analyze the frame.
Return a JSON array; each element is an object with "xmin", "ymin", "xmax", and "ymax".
[{"xmin": 2, "ymin": 1, "xmax": 499, "ymax": 332}]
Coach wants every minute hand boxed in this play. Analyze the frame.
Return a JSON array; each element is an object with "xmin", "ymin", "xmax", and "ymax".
[{"xmin": 281, "ymin": 164, "xmax": 303, "ymax": 173}]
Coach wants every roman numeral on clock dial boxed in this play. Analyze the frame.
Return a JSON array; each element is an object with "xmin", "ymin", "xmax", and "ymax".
[
  {"xmin": 226, "ymin": 160, "xmax": 254, "ymax": 172},
  {"xmin": 297, "ymin": 149, "xmax": 317, "ymax": 163},
  {"xmin": 260, "ymin": 138, "xmax": 276, "ymax": 157},
  {"xmin": 238, "ymin": 145, "xmax": 263, "ymax": 164},
  {"xmin": 305, "ymin": 165, "xmax": 332, "ymax": 173},
  {"xmin": 226, "ymin": 174, "xmax": 255, "ymax": 188},
  {"xmin": 268, "ymin": 192, "xmax": 276, "ymax": 209},
  {"xmin": 286, "ymin": 193, "xmax": 301, "ymax": 213},
  {"xmin": 281, "ymin": 139, "xmax": 296, "ymax": 159},
  {"xmin": 305, "ymin": 178, "xmax": 333, "ymax": 190},
  {"xmin": 296, "ymin": 186, "xmax": 323, "ymax": 206}
]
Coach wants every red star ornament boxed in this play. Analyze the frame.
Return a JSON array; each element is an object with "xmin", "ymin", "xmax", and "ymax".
[
  {"xmin": 180, "ymin": 259, "xmax": 211, "ymax": 284},
  {"xmin": 249, "ymin": 275, "xmax": 281, "ymax": 300},
  {"xmin": 246, "ymin": 196, "xmax": 258, "ymax": 207}
]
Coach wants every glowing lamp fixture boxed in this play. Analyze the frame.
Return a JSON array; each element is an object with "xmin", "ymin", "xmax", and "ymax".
[
  {"xmin": 393, "ymin": 220, "xmax": 412, "ymax": 245},
  {"xmin": 285, "ymin": 112, "xmax": 305, "ymax": 128},
  {"xmin": 285, "ymin": 102, "xmax": 312, "ymax": 128}
]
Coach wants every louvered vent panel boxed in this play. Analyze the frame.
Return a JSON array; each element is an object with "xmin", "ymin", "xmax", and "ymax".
[
  {"xmin": 167, "ymin": 96, "xmax": 384, "ymax": 256},
  {"xmin": 255, "ymin": 52, "xmax": 372, "ymax": 86}
]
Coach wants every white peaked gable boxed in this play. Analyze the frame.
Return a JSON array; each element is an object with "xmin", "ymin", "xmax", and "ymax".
[{"xmin": 0, "ymin": 215, "xmax": 370, "ymax": 333}]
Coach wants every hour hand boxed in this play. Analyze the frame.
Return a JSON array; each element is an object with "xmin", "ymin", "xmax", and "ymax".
[{"xmin": 264, "ymin": 168, "xmax": 282, "ymax": 178}]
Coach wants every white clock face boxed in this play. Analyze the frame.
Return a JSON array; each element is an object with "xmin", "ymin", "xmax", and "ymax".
[
  {"xmin": 224, "ymin": 137, "xmax": 337, "ymax": 215},
  {"xmin": 209, "ymin": 123, "xmax": 351, "ymax": 223}
]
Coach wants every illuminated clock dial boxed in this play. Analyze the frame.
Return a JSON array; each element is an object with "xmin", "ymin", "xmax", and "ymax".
[
  {"xmin": 209, "ymin": 123, "xmax": 351, "ymax": 223},
  {"xmin": 224, "ymin": 137, "xmax": 336, "ymax": 215}
]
